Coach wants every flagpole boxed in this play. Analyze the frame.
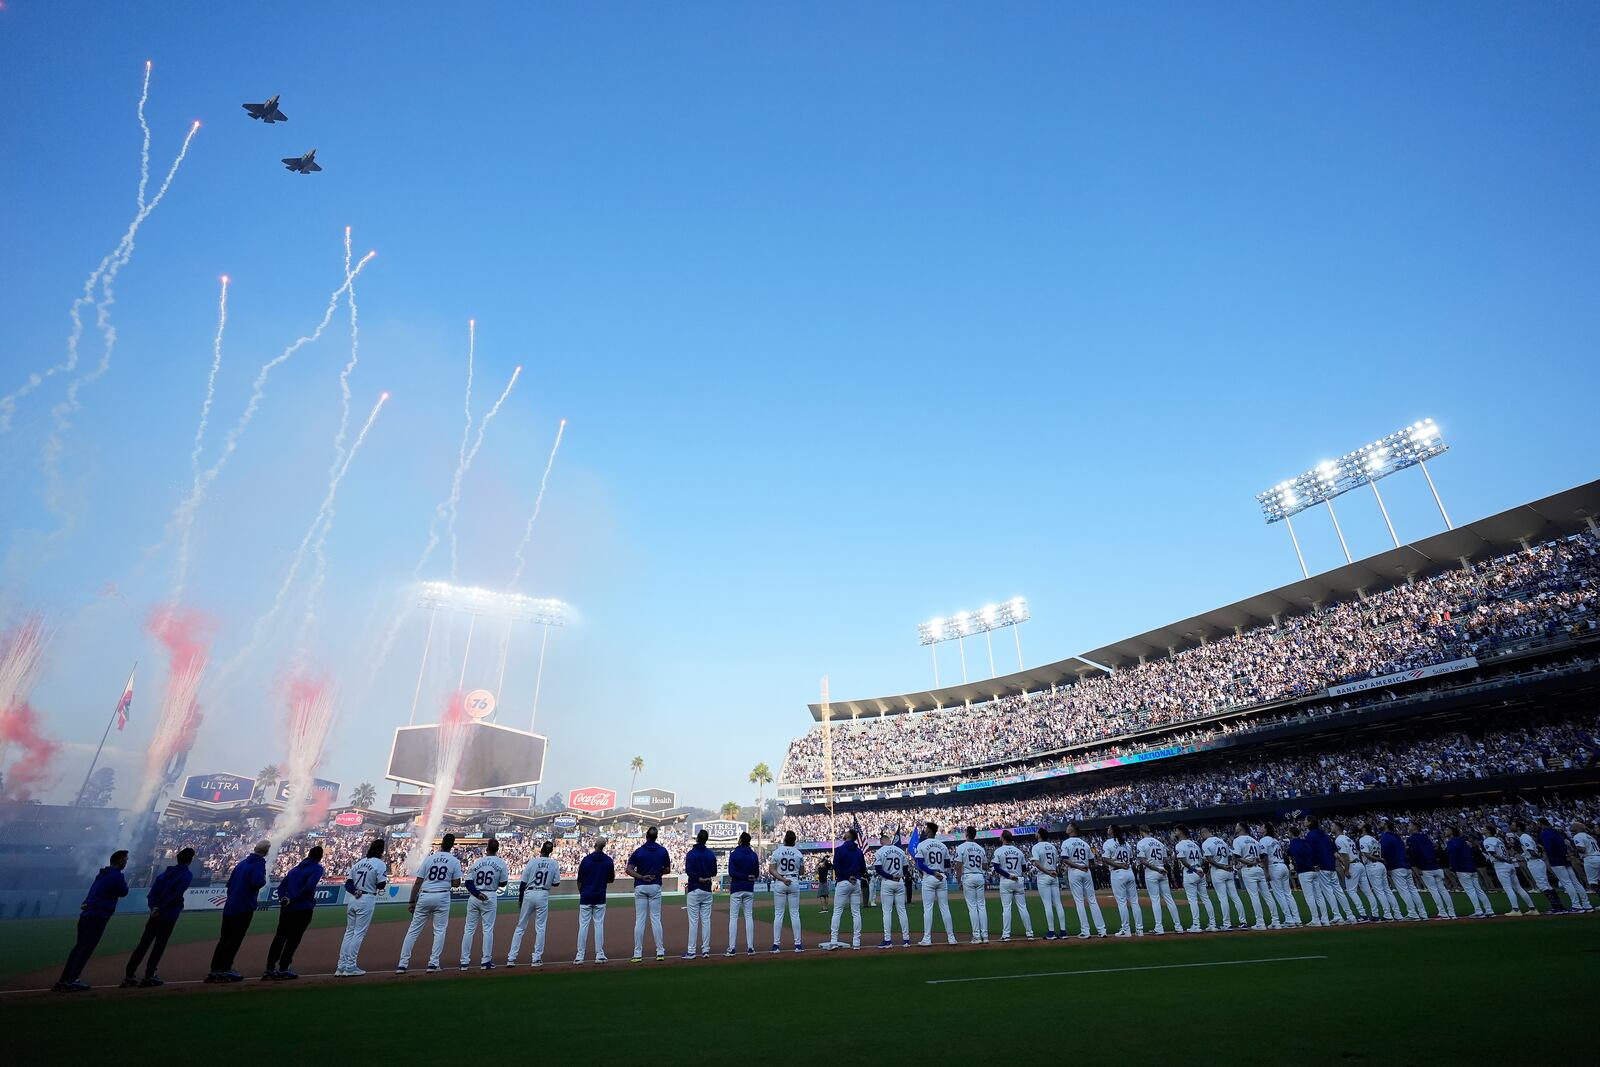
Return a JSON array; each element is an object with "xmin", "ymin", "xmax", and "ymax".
[{"xmin": 74, "ymin": 663, "xmax": 135, "ymax": 807}]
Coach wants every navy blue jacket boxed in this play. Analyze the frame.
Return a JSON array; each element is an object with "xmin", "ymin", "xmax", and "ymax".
[
  {"xmin": 223, "ymin": 853, "xmax": 268, "ymax": 916},
  {"xmin": 1444, "ymin": 837, "xmax": 1476, "ymax": 874},
  {"xmin": 1305, "ymin": 828, "xmax": 1337, "ymax": 871},
  {"xmin": 80, "ymin": 865, "xmax": 129, "ymax": 919},
  {"xmin": 279, "ymin": 857, "xmax": 325, "ymax": 910},
  {"xmin": 628, "ymin": 841, "xmax": 670, "ymax": 885},
  {"xmin": 1406, "ymin": 833, "xmax": 1440, "ymax": 871},
  {"xmin": 1539, "ymin": 827, "xmax": 1569, "ymax": 866},
  {"xmin": 1286, "ymin": 837, "xmax": 1315, "ymax": 873},
  {"xmin": 684, "ymin": 844, "xmax": 718, "ymax": 892},
  {"xmin": 577, "ymin": 851, "xmax": 615, "ymax": 905},
  {"xmin": 147, "ymin": 863, "xmax": 193, "ymax": 920},
  {"xmin": 833, "ymin": 840, "xmax": 866, "ymax": 881},
  {"xmin": 728, "ymin": 844, "xmax": 760, "ymax": 893},
  {"xmin": 1378, "ymin": 832, "xmax": 1408, "ymax": 870}
]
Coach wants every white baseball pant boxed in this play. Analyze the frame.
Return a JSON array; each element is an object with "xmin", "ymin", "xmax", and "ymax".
[
  {"xmin": 960, "ymin": 874, "xmax": 988, "ymax": 941},
  {"xmin": 575, "ymin": 902, "xmax": 606, "ymax": 962},
  {"xmin": 1344, "ymin": 861, "xmax": 1376, "ymax": 917},
  {"xmin": 633, "ymin": 884, "xmax": 665, "ymax": 957},
  {"xmin": 1390, "ymin": 868, "xmax": 1426, "ymax": 919},
  {"xmin": 1144, "ymin": 871, "xmax": 1182, "ymax": 933},
  {"xmin": 1456, "ymin": 871, "xmax": 1493, "ymax": 915},
  {"xmin": 1583, "ymin": 855, "xmax": 1600, "ymax": 891},
  {"xmin": 1067, "ymin": 869, "xmax": 1106, "ymax": 936},
  {"xmin": 830, "ymin": 878, "xmax": 862, "ymax": 947},
  {"xmin": 1269, "ymin": 863, "xmax": 1300, "ymax": 925},
  {"xmin": 1363, "ymin": 861, "xmax": 1400, "ymax": 919},
  {"xmin": 1034, "ymin": 872, "xmax": 1065, "ymax": 934},
  {"xmin": 1297, "ymin": 872, "xmax": 1327, "ymax": 924},
  {"xmin": 507, "ymin": 888, "xmax": 550, "ymax": 964},
  {"xmin": 1317, "ymin": 870, "xmax": 1357, "ymax": 922},
  {"xmin": 1181, "ymin": 870, "xmax": 1216, "ymax": 931},
  {"xmin": 1525, "ymin": 858, "xmax": 1551, "ymax": 892},
  {"xmin": 728, "ymin": 890, "xmax": 755, "ymax": 950},
  {"xmin": 1209, "ymin": 869, "xmax": 1244, "ymax": 929},
  {"xmin": 1492, "ymin": 862, "xmax": 1533, "ymax": 911},
  {"xmin": 685, "ymin": 888, "xmax": 713, "ymax": 955},
  {"xmin": 1420, "ymin": 869, "xmax": 1456, "ymax": 918},
  {"xmin": 920, "ymin": 874, "xmax": 956, "ymax": 944},
  {"xmin": 397, "ymin": 894, "xmax": 451, "ymax": 969},
  {"xmin": 338, "ymin": 896, "xmax": 375, "ymax": 971},
  {"xmin": 1239, "ymin": 866, "xmax": 1277, "ymax": 927},
  {"xmin": 772, "ymin": 881, "xmax": 803, "ymax": 946},
  {"xmin": 459, "ymin": 894, "xmax": 498, "ymax": 966},
  {"xmin": 998, "ymin": 877, "xmax": 1033, "ymax": 939},
  {"xmin": 1110, "ymin": 870, "xmax": 1143, "ymax": 934},
  {"xmin": 1551, "ymin": 865, "xmax": 1592, "ymax": 910},
  {"xmin": 879, "ymin": 879, "xmax": 910, "ymax": 942}
]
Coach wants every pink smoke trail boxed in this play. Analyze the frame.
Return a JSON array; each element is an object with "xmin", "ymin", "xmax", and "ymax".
[
  {"xmin": 170, "ymin": 275, "xmax": 230, "ymax": 605},
  {"xmin": 265, "ymin": 675, "xmax": 338, "ymax": 866},
  {"xmin": 0, "ymin": 702, "xmax": 62, "ymax": 801},
  {"xmin": 507, "ymin": 418, "xmax": 567, "ymax": 590},
  {"xmin": 447, "ymin": 363, "xmax": 522, "ymax": 580},
  {"xmin": 133, "ymin": 607, "xmax": 213, "ymax": 816},
  {"xmin": 0, "ymin": 617, "xmax": 50, "ymax": 724},
  {"xmin": 406, "ymin": 692, "xmax": 474, "ymax": 872}
]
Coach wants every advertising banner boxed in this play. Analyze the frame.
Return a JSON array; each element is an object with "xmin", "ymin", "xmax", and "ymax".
[
  {"xmin": 180, "ymin": 773, "xmax": 253, "ymax": 806},
  {"xmin": 692, "ymin": 819, "xmax": 748, "ymax": 847},
  {"xmin": 276, "ymin": 777, "xmax": 341, "ymax": 804},
  {"xmin": 568, "ymin": 786, "xmax": 617, "ymax": 812},
  {"xmin": 630, "ymin": 788, "xmax": 677, "ymax": 811},
  {"xmin": 1327, "ymin": 656, "xmax": 1477, "ymax": 697}
]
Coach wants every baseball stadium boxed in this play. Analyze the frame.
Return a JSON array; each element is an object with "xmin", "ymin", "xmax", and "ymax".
[{"xmin": 3, "ymin": 7, "xmax": 1599, "ymax": 1065}]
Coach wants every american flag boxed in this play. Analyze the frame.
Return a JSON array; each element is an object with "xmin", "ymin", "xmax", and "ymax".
[{"xmin": 114, "ymin": 667, "xmax": 135, "ymax": 731}]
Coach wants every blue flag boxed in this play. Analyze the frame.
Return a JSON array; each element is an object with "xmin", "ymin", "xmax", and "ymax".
[{"xmin": 907, "ymin": 824, "xmax": 921, "ymax": 860}]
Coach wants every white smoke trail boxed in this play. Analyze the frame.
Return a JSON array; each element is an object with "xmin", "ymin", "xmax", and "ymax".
[
  {"xmin": 328, "ymin": 227, "xmax": 359, "ymax": 471},
  {"xmin": 507, "ymin": 418, "xmax": 568, "ymax": 590},
  {"xmin": 412, "ymin": 322, "xmax": 475, "ymax": 581},
  {"xmin": 42, "ymin": 120, "xmax": 202, "ymax": 517},
  {"xmin": 170, "ymin": 276, "xmax": 230, "ymax": 605},
  {"xmin": 0, "ymin": 67, "xmax": 185, "ymax": 433},
  {"xmin": 406, "ymin": 693, "xmax": 473, "ymax": 873},
  {"xmin": 447, "ymin": 364, "xmax": 522, "ymax": 580},
  {"xmin": 264, "ymin": 678, "xmax": 337, "ymax": 869},
  {"xmin": 136, "ymin": 61, "xmax": 152, "ymax": 210},
  {"xmin": 294, "ymin": 392, "xmax": 390, "ymax": 652}
]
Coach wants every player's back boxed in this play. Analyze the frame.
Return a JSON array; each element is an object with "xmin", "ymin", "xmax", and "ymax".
[
  {"xmin": 1030, "ymin": 839, "xmax": 1058, "ymax": 870},
  {"xmin": 417, "ymin": 851, "xmax": 461, "ymax": 896},
  {"xmin": 349, "ymin": 857, "xmax": 387, "ymax": 895},
  {"xmin": 1175, "ymin": 839, "xmax": 1201, "ymax": 870},
  {"xmin": 1258, "ymin": 835, "xmax": 1283, "ymax": 863},
  {"xmin": 917, "ymin": 839, "xmax": 949, "ymax": 874},
  {"xmin": 955, "ymin": 841, "xmax": 986, "ymax": 876},
  {"xmin": 1062, "ymin": 836, "xmax": 1091, "ymax": 867},
  {"xmin": 877, "ymin": 844, "xmax": 907, "ymax": 879},
  {"xmin": 771, "ymin": 844, "xmax": 803, "ymax": 882},
  {"xmin": 1138, "ymin": 836, "xmax": 1168, "ymax": 865},
  {"xmin": 994, "ymin": 844, "xmax": 1024, "ymax": 879}
]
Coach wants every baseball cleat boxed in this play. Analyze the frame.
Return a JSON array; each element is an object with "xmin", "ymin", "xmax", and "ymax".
[
  {"xmin": 394, "ymin": 967, "xmax": 408, "ymax": 975},
  {"xmin": 532, "ymin": 960, "xmax": 543, "ymax": 968},
  {"xmin": 480, "ymin": 962, "xmax": 495, "ymax": 970},
  {"xmin": 346, "ymin": 967, "xmax": 366, "ymax": 977},
  {"xmin": 425, "ymin": 963, "xmax": 440, "ymax": 973},
  {"xmin": 630, "ymin": 956, "xmax": 643, "ymax": 964},
  {"xmin": 902, "ymin": 939, "xmax": 911, "ymax": 947},
  {"xmin": 595, "ymin": 956, "xmax": 608, "ymax": 964},
  {"xmin": 656, "ymin": 954, "xmax": 666, "ymax": 962},
  {"xmin": 277, "ymin": 970, "xmax": 298, "ymax": 980},
  {"xmin": 747, "ymin": 948, "xmax": 755, "ymax": 956},
  {"xmin": 771, "ymin": 943, "xmax": 781, "ymax": 954}
]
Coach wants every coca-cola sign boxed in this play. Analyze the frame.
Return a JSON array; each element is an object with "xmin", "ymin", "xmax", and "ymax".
[{"xmin": 567, "ymin": 786, "xmax": 616, "ymax": 812}]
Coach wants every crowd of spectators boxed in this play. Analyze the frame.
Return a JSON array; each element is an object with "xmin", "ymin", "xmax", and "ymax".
[
  {"xmin": 776, "ymin": 709, "xmax": 1600, "ymax": 842},
  {"xmin": 783, "ymin": 533, "xmax": 1600, "ymax": 785}
]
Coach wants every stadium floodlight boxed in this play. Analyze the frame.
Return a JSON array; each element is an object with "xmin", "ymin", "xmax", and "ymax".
[
  {"xmin": 418, "ymin": 581, "xmax": 567, "ymax": 625},
  {"xmin": 1256, "ymin": 419, "xmax": 1452, "ymax": 578},
  {"xmin": 917, "ymin": 597, "xmax": 1029, "ymax": 685}
]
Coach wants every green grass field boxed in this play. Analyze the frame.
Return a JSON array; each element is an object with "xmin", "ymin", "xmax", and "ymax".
[{"xmin": 6, "ymin": 890, "xmax": 1596, "ymax": 1063}]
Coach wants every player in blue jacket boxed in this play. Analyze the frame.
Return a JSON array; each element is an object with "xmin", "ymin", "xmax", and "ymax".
[
  {"xmin": 626, "ymin": 826, "xmax": 672, "ymax": 962},
  {"xmin": 726, "ymin": 832, "xmax": 761, "ymax": 956},
  {"xmin": 122, "ymin": 847, "xmax": 195, "ymax": 988},
  {"xmin": 575, "ymin": 836, "xmax": 616, "ymax": 965},
  {"xmin": 264, "ymin": 845, "xmax": 325, "ymax": 980},
  {"xmin": 828, "ymin": 828, "xmax": 866, "ymax": 950},
  {"xmin": 207, "ymin": 839, "xmax": 271, "ymax": 982},
  {"xmin": 682, "ymin": 829, "xmax": 719, "ymax": 959},
  {"xmin": 54, "ymin": 849, "xmax": 130, "ymax": 992}
]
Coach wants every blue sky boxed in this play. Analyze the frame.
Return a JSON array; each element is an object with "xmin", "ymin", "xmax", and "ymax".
[{"xmin": 1, "ymin": 4, "xmax": 1596, "ymax": 812}]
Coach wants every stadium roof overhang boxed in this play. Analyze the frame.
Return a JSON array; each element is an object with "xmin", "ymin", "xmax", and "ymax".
[{"xmin": 808, "ymin": 478, "xmax": 1600, "ymax": 721}]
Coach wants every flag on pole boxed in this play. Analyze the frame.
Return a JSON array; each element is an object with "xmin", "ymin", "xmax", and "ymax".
[{"xmin": 114, "ymin": 668, "xmax": 135, "ymax": 731}]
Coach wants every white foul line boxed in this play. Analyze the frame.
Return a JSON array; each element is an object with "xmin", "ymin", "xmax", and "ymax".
[{"xmin": 924, "ymin": 954, "xmax": 1328, "ymax": 985}]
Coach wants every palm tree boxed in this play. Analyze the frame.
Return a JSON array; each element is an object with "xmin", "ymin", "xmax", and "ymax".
[
  {"xmin": 719, "ymin": 801, "xmax": 742, "ymax": 821},
  {"xmin": 628, "ymin": 755, "xmax": 644, "ymax": 799},
  {"xmin": 255, "ymin": 763, "xmax": 280, "ymax": 802},
  {"xmin": 748, "ymin": 762, "xmax": 773, "ymax": 845},
  {"xmin": 351, "ymin": 782, "xmax": 377, "ymax": 809}
]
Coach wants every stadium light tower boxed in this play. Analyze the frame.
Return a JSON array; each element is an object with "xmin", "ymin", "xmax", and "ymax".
[
  {"xmin": 917, "ymin": 597, "xmax": 1029, "ymax": 685},
  {"xmin": 1256, "ymin": 419, "xmax": 1451, "ymax": 578},
  {"xmin": 410, "ymin": 582, "xmax": 568, "ymax": 729}
]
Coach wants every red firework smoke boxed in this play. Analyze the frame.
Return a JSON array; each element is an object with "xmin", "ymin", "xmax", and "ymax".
[
  {"xmin": 142, "ymin": 606, "xmax": 215, "ymax": 780},
  {"xmin": 0, "ymin": 701, "xmax": 62, "ymax": 800}
]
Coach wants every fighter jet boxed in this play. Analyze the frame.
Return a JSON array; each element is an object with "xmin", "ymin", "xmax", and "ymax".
[
  {"xmin": 242, "ymin": 95, "xmax": 288, "ymax": 123},
  {"xmin": 282, "ymin": 149, "xmax": 322, "ymax": 174}
]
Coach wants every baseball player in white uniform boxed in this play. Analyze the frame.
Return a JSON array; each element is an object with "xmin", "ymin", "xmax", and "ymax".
[
  {"xmin": 1173, "ymin": 825, "xmax": 1217, "ymax": 933},
  {"xmin": 1231, "ymin": 824, "xmax": 1279, "ymax": 930},
  {"xmin": 1257, "ymin": 824, "xmax": 1300, "ymax": 927},
  {"xmin": 1101, "ymin": 826, "xmax": 1144, "ymax": 937},
  {"xmin": 1201, "ymin": 829, "xmax": 1244, "ymax": 932},
  {"xmin": 1515, "ymin": 822, "xmax": 1553, "ymax": 900},
  {"xmin": 874, "ymin": 833, "xmax": 911, "ymax": 948},
  {"xmin": 507, "ymin": 840, "xmax": 561, "ymax": 966},
  {"xmin": 1061, "ymin": 823, "xmax": 1107, "ymax": 938},
  {"xmin": 459, "ymin": 839, "xmax": 510, "ymax": 970},
  {"xmin": 397, "ymin": 833, "xmax": 464, "ymax": 974},
  {"xmin": 1332, "ymin": 823, "xmax": 1374, "ymax": 919},
  {"xmin": 1572, "ymin": 820, "xmax": 1600, "ymax": 894},
  {"xmin": 954, "ymin": 827, "xmax": 990, "ymax": 944},
  {"xmin": 1358, "ymin": 828, "xmax": 1400, "ymax": 920},
  {"xmin": 1480, "ymin": 830, "xmax": 1530, "ymax": 914},
  {"xmin": 768, "ymin": 831, "xmax": 806, "ymax": 952},
  {"xmin": 336, "ymin": 838, "xmax": 389, "ymax": 976},
  {"xmin": 914, "ymin": 823, "xmax": 958, "ymax": 946},
  {"xmin": 1030, "ymin": 828, "xmax": 1065, "ymax": 939},
  {"xmin": 1136, "ymin": 825, "xmax": 1182, "ymax": 934},
  {"xmin": 991, "ymin": 830, "xmax": 1034, "ymax": 941}
]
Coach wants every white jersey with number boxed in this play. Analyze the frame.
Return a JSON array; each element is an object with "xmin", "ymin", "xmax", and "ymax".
[
  {"xmin": 466, "ymin": 856, "xmax": 509, "ymax": 897},
  {"xmin": 1061, "ymin": 836, "xmax": 1093, "ymax": 870},
  {"xmin": 1137, "ymin": 836, "xmax": 1169, "ymax": 870},
  {"xmin": 1231, "ymin": 835, "xmax": 1262, "ymax": 868},
  {"xmin": 1519, "ymin": 833, "xmax": 1543, "ymax": 860},
  {"xmin": 955, "ymin": 841, "xmax": 987, "ymax": 877},
  {"xmin": 1573, "ymin": 832, "xmax": 1599, "ymax": 860},
  {"xmin": 1175, "ymin": 839, "xmax": 1203, "ymax": 873},
  {"xmin": 916, "ymin": 839, "xmax": 950, "ymax": 877},
  {"xmin": 1202, "ymin": 837, "xmax": 1233, "ymax": 870},
  {"xmin": 1258, "ymin": 835, "xmax": 1285, "ymax": 865},
  {"xmin": 1335, "ymin": 834, "xmax": 1359, "ymax": 862},
  {"xmin": 1482, "ymin": 836, "xmax": 1512, "ymax": 865},
  {"xmin": 521, "ymin": 856, "xmax": 560, "ymax": 891},
  {"xmin": 993, "ymin": 844, "xmax": 1026, "ymax": 881},
  {"xmin": 1359, "ymin": 835, "xmax": 1382, "ymax": 862},
  {"xmin": 346, "ymin": 857, "xmax": 388, "ymax": 899},
  {"xmin": 770, "ymin": 845, "xmax": 804, "ymax": 884},
  {"xmin": 415, "ymin": 851, "xmax": 463, "ymax": 897},
  {"xmin": 1030, "ymin": 840, "xmax": 1060, "ymax": 875},
  {"xmin": 1101, "ymin": 839, "xmax": 1132, "ymax": 869},
  {"xmin": 875, "ymin": 844, "xmax": 908, "ymax": 881}
]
